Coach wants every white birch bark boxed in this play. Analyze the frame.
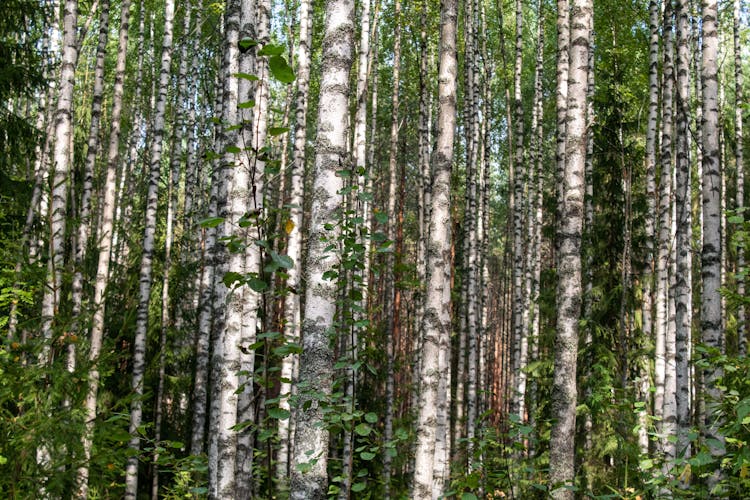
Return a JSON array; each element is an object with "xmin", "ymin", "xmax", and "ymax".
[
  {"xmin": 76, "ymin": 1, "xmax": 131, "ymax": 495},
  {"xmin": 290, "ymin": 0, "xmax": 354, "ymax": 497},
  {"xmin": 278, "ymin": 0, "xmax": 312, "ymax": 483},
  {"xmin": 639, "ymin": 0, "xmax": 660, "ymax": 458},
  {"xmin": 412, "ymin": 0, "xmax": 457, "ymax": 496},
  {"xmin": 383, "ymin": 0, "xmax": 401, "ymax": 491},
  {"xmin": 700, "ymin": 0, "xmax": 725, "ymax": 489},
  {"xmin": 549, "ymin": 1, "xmax": 591, "ymax": 497},
  {"xmin": 734, "ymin": 0, "xmax": 745, "ymax": 356},
  {"xmin": 71, "ymin": 0, "xmax": 110, "ymax": 359},
  {"xmin": 124, "ymin": 0, "xmax": 175, "ymax": 495},
  {"xmin": 674, "ymin": 0, "xmax": 693, "ymax": 462}
]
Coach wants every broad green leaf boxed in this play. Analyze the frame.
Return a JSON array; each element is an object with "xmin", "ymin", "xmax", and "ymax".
[
  {"xmin": 225, "ymin": 145, "xmax": 242, "ymax": 154},
  {"xmin": 461, "ymin": 494, "xmax": 478, "ymax": 500},
  {"xmin": 269, "ymin": 126, "xmax": 290, "ymax": 136},
  {"xmin": 364, "ymin": 412, "xmax": 378, "ymax": 423},
  {"xmin": 258, "ymin": 43, "xmax": 285, "ymax": 56},
  {"xmin": 267, "ymin": 407, "xmax": 291, "ymax": 420},
  {"xmin": 233, "ymin": 72, "xmax": 259, "ymax": 81},
  {"xmin": 239, "ymin": 37, "xmax": 257, "ymax": 51},
  {"xmin": 269, "ymin": 55, "xmax": 295, "ymax": 83},
  {"xmin": 248, "ymin": 278, "xmax": 269, "ymax": 293},
  {"xmin": 199, "ymin": 217, "xmax": 224, "ymax": 228},
  {"xmin": 238, "ymin": 100, "xmax": 256, "ymax": 109},
  {"xmin": 354, "ymin": 423, "xmax": 371, "ymax": 436},
  {"xmin": 351, "ymin": 482, "xmax": 367, "ymax": 492},
  {"xmin": 360, "ymin": 451, "xmax": 376, "ymax": 461},
  {"xmin": 223, "ymin": 272, "xmax": 244, "ymax": 287}
]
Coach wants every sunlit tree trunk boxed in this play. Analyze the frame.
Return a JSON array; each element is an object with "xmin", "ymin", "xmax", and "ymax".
[
  {"xmin": 655, "ymin": 0, "xmax": 675, "ymax": 462},
  {"xmin": 674, "ymin": 0, "xmax": 693, "ymax": 464},
  {"xmin": 734, "ymin": 0, "xmax": 745, "ymax": 356},
  {"xmin": 383, "ymin": 1, "xmax": 401, "ymax": 494},
  {"xmin": 700, "ymin": 0, "xmax": 725, "ymax": 490},
  {"xmin": 71, "ymin": 0, "xmax": 109, "ymax": 358},
  {"xmin": 511, "ymin": 0, "xmax": 527, "ymax": 426},
  {"xmin": 549, "ymin": 0, "xmax": 591, "ymax": 497},
  {"xmin": 412, "ymin": 0, "xmax": 457, "ymax": 496},
  {"xmin": 124, "ymin": 0, "xmax": 175, "ymax": 495},
  {"xmin": 75, "ymin": 0, "xmax": 131, "ymax": 496},
  {"xmin": 37, "ymin": 0, "xmax": 79, "ymax": 477},
  {"xmin": 278, "ymin": 0, "xmax": 312, "ymax": 483},
  {"xmin": 290, "ymin": 0, "xmax": 354, "ymax": 496},
  {"xmin": 639, "ymin": 0, "xmax": 660, "ymax": 458}
]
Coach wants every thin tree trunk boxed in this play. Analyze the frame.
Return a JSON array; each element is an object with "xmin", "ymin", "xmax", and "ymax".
[
  {"xmin": 75, "ymin": 0, "xmax": 130, "ymax": 496},
  {"xmin": 655, "ymin": 0, "xmax": 675, "ymax": 462},
  {"xmin": 734, "ymin": 0, "xmax": 745, "ymax": 356},
  {"xmin": 278, "ymin": 0, "xmax": 312, "ymax": 483},
  {"xmin": 549, "ymin": 1, "xmax": 591, "ymax": 497},
  {"xmin": 412, "ymin": 0, "xmax": 457, "ymax": 496},
  {"xmin": 124, "ymin": 0, "xmax": 175, "ymax": 495},
  {"xmin": 700, "ymin": 0, "xmax": 725, "ymax": 490},
  {"xmin": 639, "ymin": 0, "xmax": 660, "ymax": 459},
  {"xmin": 675, "ymin": 0, "xmax": 693, "ymax": 465},
  {"xmin": 290, "ymin": 0, "xmax": 354, "ymax": 496},
  {"xmin": 383, "ymin": 1, "xmax": 401, "ymax": 494}
]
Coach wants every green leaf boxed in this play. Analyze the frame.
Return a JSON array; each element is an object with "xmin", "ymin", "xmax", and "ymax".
[
  {"xmin": 364, "ymin": 412, "xmax": 378, "ymax": 423},
  {"xmin": 248, "ymin": 278, "xmax": 269, "ymax": 293},
  {"xmin": 258, "ymin": 43, "xmax": 285, "ymax": 56},
  {"xmin": 238, "ymin": 100, "xmax": 256, "ymax": 109},
  {"xmin": 360, "ymin": 451, "xmax": 376, "ymax": 461},
  {"xmin": 354, "ymin": 423, "xmax": 372, "ymax": 436},
  {"xmin": 225, "ymin": 145, "xmax": 242, "ymax": 154},
  {"xmin": 269, "ymin": 126, "xmax": 290, "ymax": 136},
  {"xmin": 233, "ymin": 72, "xmax": 259, "ymax": 81},
  {"xmin": 374, "ymin": 211, "xmax": 388, "ymax": 224},
  {"xmin": 238, "ymin": 37, "xmax": 257, "ymax": 51},
  {"xmin": 223, "ymin": 272, "xmax": 244, "ymax": 287},
  {"xmin": 351, "ymin": 482, "xmax": 367, "ymax": 492},
  {"xmin": 269, "ymin": 55, "xmax": 295, "ymax": 83},
  {"xmin": 270, "ymin": 250, "xmax": 294, "ymax": 269},
  {"xmin": 267, "ymin": 407, "xmax": 291, "ymax": 420},
  {"xmin": 461, "ymin": 494, "xmax": 479, "ymax": 500},
  {"xmin": 199, "ymin": 217, "xmax": 224, "ymax": 228}
]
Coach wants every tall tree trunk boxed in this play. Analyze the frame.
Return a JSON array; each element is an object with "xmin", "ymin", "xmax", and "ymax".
[
  {"xmin": 675, "ymin": 0, "xmax": 693, "ymax": 464},
  {"xmin": 71, "ymin": 0, "xmax": 109, "ymax": 354},
  {"xmin": 278, "ymin": 0, "xmax": 312, "ymax": 483},
  {"xmin": 152, "ymin": 5, "xmax": 192, "ymax": 497},
  {"xmin": 290, "ymin": 0, "xmax": 354, "ymax": 496},
  {"xmin": 412, "ymin": 0, "xmax": 457, "ymax": 496},
  {"xmin": 76, "ymin": 1, "xmax": 131, "ymax": 496},
  {"xmin": 639, "ymin": 0, "xmax": 660, "ymax": 458},
  {"xmin": 124, "ymin": 0, "xmax": 175, "ymax": 495},
  {"xmin": 655, "ymin": 0, "xmax": 675, "ymax": 462},
  {"xmin": 700, "ymin": 0, "xmax": 725, "ymax": 490},
  {"xmin": 37, "ymin": 0, "xmax": 79, "ymax": 477},
  {"xmin": 511, "ymin": 0, "xmax": 527, "ymax": 426},
  {"xmin": 734, "ymin": 0, "xmax": 745, "ymax": 356},
  {"xmin": 549, "ymin": 1, "xmax": 591, "ymax": 498},
  {"xmin": 383, "ymin": 1, "xmax": 401, "ymax": 494}
]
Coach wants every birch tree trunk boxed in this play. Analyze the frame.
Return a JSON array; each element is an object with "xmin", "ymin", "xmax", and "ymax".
[
  {"xmin": 639, "ymin": 0, "xmax": 660, "ymax": 458},
  {"xmin": 290, "ymin": 0, "xmax": 354, "ymax": 497},
  {"xmin": 549, "ymin": 1, "xmax": 591, "ymax": 497},
  {"xmin": 700, "ymin": 0, "xmax": 725, "ymax": 490},
  {"xmin": 674, "ymin": 0, "xmax": 693, "ymax": 463},
  {"xmin": 734, "ymin": 0, "xmax": 745, "ymax": 356},
  {"xmin": 412, "ymin": 0, "xmax": 457, "ymax": 496},
  {"xmin": 71, "ymin": 0, "xmax": 109, "ymax": 353},
  {"xmin": 124, "ymin": 0, "xmax": 175, "ymax": 495},
  {"xmin": 278, "ymin": 0, "xmax": 312, "ymax": 483},
  {"xmin": 384, "ymin": 1, "xmax": 401, "ymax": 493},
  {"xmin": 37, "ymin": 0, "xmax": 79, "ymax": 476},
  {"xmin": 76, "ymin": 1, "xmax": 131, "ymax": 495},
  {"xmin": 511, "ymin": 0, "xmax": 527, "ymax": 425}
]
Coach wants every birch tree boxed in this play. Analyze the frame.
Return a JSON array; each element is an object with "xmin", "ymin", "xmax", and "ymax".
[
  {"xmin": 549, "ymin": 0, "xmax": 592, "ymax": 497},
  {"xmin": 290, "ymin": 0, "xmax": 354, "ymax": 496},
  {"xmin": 124, "ymin": 0, "xmax": 175, "ymax": 495},
  {"xmin": 700, "ymin": 0, "xmax": 725, "ymax": 489},
  {"xmin": 412, "ymin": 0, "xmax": 457, "ymax": 496}
]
